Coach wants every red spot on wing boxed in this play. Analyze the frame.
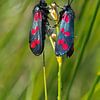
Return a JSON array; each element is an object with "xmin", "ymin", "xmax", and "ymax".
[
  {"xmin": 36, "ymin": 26, "xmax": 39, "ymax": 31},
  {"xmin": 30, "ymin": 39, "xmax": 40, "ymax": 49},
  {"xmin": 62, "ymin": 43, "xmax": 69, "ymax": 50},
  {"xmin": 34, "ymin": 12, "xmax": 42, "ymax": 21},
  {"xmin": 39, "ymin": 12, "xmax": 42, "ymax": 20},
  {"xmin": 57, "ymin": 39, "xmax": 69, "ymax": 50},
  {"xmin": 31, "ymin": 29, "xmax": 36, "ymax": 35},
  {"xmin": 64, "ymin": 31, "xmax": 70, "ymax": 36},
  {"xmin": 61, "ymin": 28, "xmax": 64, "ymax": 33},
  {"xmin": 62, "ymin": 14, "xmax": 69, "ymax": 23},
  {"xmin": 30, "ymin": 41, "xmax": 36, "ymax": 48},
  {"xmin": 34, "ymin": 39, "xmax": 40, "ymax": 44},
  {"xmin": 60, "ymin": 28, "xmax": 70, "ymax": 36},
  {"xmin": 58, "ymin": 39, "xmax": 64, "ymax": 45},
  {"xmin": 31, "ymin": 26, "xmax": 39, "ymax": 35},
  {"xmin": 34, "ymin": 13, "xmax": 38, "ymax": 21}
]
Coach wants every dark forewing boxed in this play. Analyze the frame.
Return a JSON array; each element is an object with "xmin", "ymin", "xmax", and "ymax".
[
  {"xmin": 55, "ymin": 8, "xmax": 74, "ymax": 56},
  {"xmin": 29, "ymin": 5, "xmax": 44, "ymax": 56}
]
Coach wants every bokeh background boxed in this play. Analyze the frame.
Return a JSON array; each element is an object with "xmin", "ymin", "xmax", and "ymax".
[{"xmin": 0, "ymin": 0, "xmax": 100, "ymax": 100}]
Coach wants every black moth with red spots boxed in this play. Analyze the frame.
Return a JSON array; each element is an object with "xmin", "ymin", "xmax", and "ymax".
[
  {"xmin": 29, "ymin": 0, "xmax": 49, "ymax": 56},
  {"xmin": 55, "ymin": 5, "xmax": 75, "ymax": 57}
]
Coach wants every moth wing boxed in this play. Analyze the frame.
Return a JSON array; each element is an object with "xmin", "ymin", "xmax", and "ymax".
[
  {"xmin": 55, "ymin": 10, "xmax": 74, "ymax": 56},
  {"xmin": 29, "ymin": 6, "xmax": 44, "ymax": 56}
]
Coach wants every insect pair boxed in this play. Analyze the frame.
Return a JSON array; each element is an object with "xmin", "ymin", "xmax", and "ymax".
[{"xmin": 29, "ymin": 0, "xmax": 75, "ymax": 57}]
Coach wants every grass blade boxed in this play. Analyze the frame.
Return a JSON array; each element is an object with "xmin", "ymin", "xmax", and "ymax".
[{"xmin": 87, "ymin": 73, "xmax": 100, "ymax": 100}]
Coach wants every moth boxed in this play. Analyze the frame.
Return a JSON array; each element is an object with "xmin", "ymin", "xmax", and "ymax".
[
  {"xmin": 29, "ymin": 0, "xmax": 50, "ymax": 56},
  {"xmin": 55, "ymin": 4, "xmax": 75, "ymax": 57}
]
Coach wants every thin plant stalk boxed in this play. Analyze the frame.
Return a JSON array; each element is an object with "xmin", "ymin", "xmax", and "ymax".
[
  {"xmin": 49, "ymin": 36, "xmax": 62, "ymax": 100},
  {"xmin": 57, "ymin": 57, "xmax": 62, "ymax": 100},
  {"xmin": 56, "ymin": 22, "xmax": 62, "ymax": 100},
  {"xmin": 42, "ymin": 51, "xmax": 48, "ymax": 100},
  {"xmin": 49, "ymin": 3, "xmax": 62, "ymax": 100},
  {"xmin": 87, "ymin": 73, "xmax": 100, "ymax": 100},
  {"xmin": 43, "ymin": 66, "xmax": 48, "ymax": 100},
  {"xmin": 49, "ymin": 36, "xmax": 55, "ymax": 49}
]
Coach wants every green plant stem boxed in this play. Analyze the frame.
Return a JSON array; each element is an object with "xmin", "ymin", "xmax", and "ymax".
[
  {"xmin": 56, "ymin": 25, "xmax": 62, "ymax": 100},
  {"xmin": 49, "ymin": 24, "xmax": 62, "ymax": 100},
  {"xmin": 57, "ymin": 59, "xmax": 62, "ymax": 100},
  {"xmin": 43, "ymin": 66, "xmax": 48, "ymax": 100},
  {"xmin": 65, "ymin": 0, "xmax": 100, "ymax": 100},
  {"xmin": 49, "ymin": 5, "xmax": 62, "ymax": 99},
  {"xmin": 55, "ymin": 20, "xmax": 62, "ymax": 100},
  {"xmin": 87, "ymin": 75, "xmax": 100, "ymax": 100},
  {"xmin": 56, "ymin": 23, "xmax": 59, "ymax": 35},
  {"xmin": 49, "ymin": 36, "xmax": 55, "ymax": 50}
]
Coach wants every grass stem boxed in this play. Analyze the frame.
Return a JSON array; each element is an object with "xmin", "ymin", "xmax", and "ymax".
[
  {"xmin": 49, "ymin": 3, "xmax": 62, "ymax": 100},
  {"xmin": 43, "ymin": 66, "xmax": 48, "ymax": 100},
  {"xmin": 57, "ymin": 57, "xmax": 62, "ymax": 100}
]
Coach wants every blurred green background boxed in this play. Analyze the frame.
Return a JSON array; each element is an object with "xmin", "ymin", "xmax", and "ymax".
[{"xmin": 0, "ymin": 0, "xmax": 100, "ymax": 100}]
